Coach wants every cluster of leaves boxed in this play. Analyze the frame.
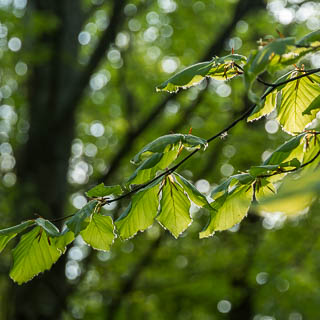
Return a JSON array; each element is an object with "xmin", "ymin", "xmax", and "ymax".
[{"xmin": 1, "ymin": 30, "xmax": 320, "ymax": 285}]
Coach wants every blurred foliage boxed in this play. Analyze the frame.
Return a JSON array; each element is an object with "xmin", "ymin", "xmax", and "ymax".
[{"xmin": 0, "ymin": 0, "xmax": 319, "ymax": 319}]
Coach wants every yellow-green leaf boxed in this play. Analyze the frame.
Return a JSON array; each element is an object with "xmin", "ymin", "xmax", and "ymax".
[
  {"xmin": 0, "ymin": 220, "xmax": 35, "ymax": 253},
  {"xmin": 200, "ymin": 185, "xmax": 253, "ymax": 238},
  {"xmin": 156, "ymin": 54, "xmax": 246, "ymax": 93},
  {"xmin": 81, "ymin": 214, "xmax": 115, "ymax": 251},
  {"xmin": 157, "ymin": 178, "xmax": 192, "ymax": 238},
  {"xmin": 115, "ymin": 179, "xmax": 161, "ymax": 240},
  {"xmin": 10, "ymin": 226, "xmax": 63, "ymax": 284},
  {"xmin": 276, "ymin": 74, "xmax": 320, "ymax": 134}
]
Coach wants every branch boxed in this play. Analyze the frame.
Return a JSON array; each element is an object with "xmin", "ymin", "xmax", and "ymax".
[
  {"xmin": 103, "ymin": 68, "xmax": 320, "ymax": 205},
  {"xmin": 96, "ymin": 0, "xmax": 265, "ymax": 184}
]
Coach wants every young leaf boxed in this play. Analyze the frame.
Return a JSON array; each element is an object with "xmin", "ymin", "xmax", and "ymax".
[
  {"xmin": 244, "ymin": 37, "xmax": 295, "ymax": 103},
  {"xmin": 156, "ymin": 54, "xmax": 246, "ymax": 93},
  {"xmin": 35, "ymin": 218, "xmax": 60, "ymax": 237},
  {"xmin": 296, "ymin": 30, "xmax": 320, "ymax": 47},
  {"xmin": 81, "ymin": 213, "xmax": 115, "ymax": 251},
  {"xmin": 249, "ymin": 158, "xmax": 301, "ymax": 177},
  {"xmin": 157, "ymin": 178, "xmax": 192, "ymax": 238},
  {"xmin": 128, "ymin": 147, "xmax": 179, "ymax": 185},
  {"xmin": 302, "ymin": 95, "xmax": 320, "ymax": 116},
  {"xmin": 0, "ymin": 220, "xmax": 35, "ymax": 253},
  {"xmin": 54, "ymin": 228, "xmax": 75, "ymax": 254},
  {"xmin": 10, "ymin": 226, "xmax": 63, "ymax": 284},
  {"xmin": 131, "ymin": 134, "xmax": 207, "ymax": 165},
  {"xmin": 263, "ymin": 133, "xmax": 306, "ymax": 165},
  {"xmin": 200, "ymin": 185, "xmax": 253, "ymax": 238},
  {"xmin": 174, "ymin": 173, "xmax": 210, "ymax": 208},
  {"xmin": 115, "ymin": 178, "xmax": 161, "ymax": 240},
  {"xmin": 86, "ymin": 183, "xmax": 122, "ymax": 198},
  {"xmin": 66, "ymin": 200, "xmax": 98, "ymax": 235},
  {"xmin": 210, "ymin": 173, "xmax": 254, "ymax": 200},
  {"xmin": 255, "ymin": 179, "xmax": 276, "ymax": 203},
  {"xmin": 247, "ymin": 71, "xmax": 292, "ymax": 121},
  {"xmin": 276, "ymin": 73, "xmax": 320, "ymax": 134}
]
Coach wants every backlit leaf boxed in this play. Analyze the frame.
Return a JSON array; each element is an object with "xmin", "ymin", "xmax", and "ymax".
[
  {"xmin": 115, "ymin": 178, "xmax": 161, "ymax": 239},
  {"xmin": 86, "ymin": 183, "xmax": 122, "ymax": 198},
  {"xmin": 66, "ymin": 200, "xmax": 98, "ymax": 235},
  {"xmin": 174, "ymin": 173, "xmax": 210, "ymax": 208},
  {"xmin": 128, "ymin": 147, "xmax": 179, "ymax": 185},
  {"xmin": 131, "ymin": 134, "xmax": 207, "ymax": 165},
  {"xmin": 0, "ymin": 220, "xmax": 35, "ymax": 253},
  {"xmin": 276, "ymin": 73, "xmax": 320, "ymax": 134},
  {"xmin": 10, "ymin": 226, "xmax": 63, "ymax": 284},
  {"xmin": 157, "ymin": 178, "xmax": 192, "ymax": 238},
  {"xmin": 200, "ymin": 185, "xmax": 253, "ymax": 238},
  {"xmin": 81, "ymin": 214, "xmax": 115, "ymax": 251},
  {"xmin": 35, "ymin": 218, "xmax": 60, "ymax": 237},
  {"xmin": 156, "ymin": 54, "xmax": 246, "ymax": 93}
]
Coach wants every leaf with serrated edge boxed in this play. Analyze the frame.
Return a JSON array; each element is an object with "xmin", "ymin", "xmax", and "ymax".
[
  {"xmin": 81, "ymin": 214, "xmax": 115, "ymax": 251},
  {"xmin": 54, "ymin": 228, "xmax": 75, "ymax": 254},
  {"xmin": 200, "ymin": 185, "xmax": 253, "ymax": 238},
  {"xmin": 247, "ymin": 71, "xmax": 292, "ymax": 122},
  {"xmin": 10, "ymin": 226, "xmax": 62, "ymax": 284},
  {"xmin": 174, "ymin": 173, "xmax": 209, "ymax": 208},
  {"xmin": 157, "ymin": 179, "xmax": 192, "ymax": 238},
  {"xmin": 276, "ymin": 74, "xmax": 320, "ymax": 134},
  {"xmin": 116, "ymin": 178, "xmax": 161, "ymax": 240},
  {"xmin": 66, "ymin": 200, "xmax": 98, "ymax": 235},
  {"xmin": 264, "ymin": 133, "xmax": 306, "ymax": 165},
  {"xmin": 0, "ymin": 220, "xmax": 35, "ymax": 253}
]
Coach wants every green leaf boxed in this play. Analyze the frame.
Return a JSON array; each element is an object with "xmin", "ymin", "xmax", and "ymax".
[
  {"xmin": 255, "ymin": 179, "xmax": 276, "ymax": 203},
  {"xmin": 249, "ymin": 158, "xmax": 301, "ymax": 177},
  {"xmin": 297, "ymin": 30, "xmax": 320, "ymax": 47},
  {"xmin": 35, "ymin": 218, "xmax": 60, "ymax": 237},
  {"xmin": 157, "ymin": 178, "xmax": 192, "ymax": 238},
  {"xmin": 200, "ymin": 185, "xmax": 253, "ymax": 238},
  {"xmin": 174, "ymin": 173, "xmax": 210, "ymax": 208},
  {"xmin": 81, "ymin": 213, "xmax": 115, "ymax": 251},
  {"xmin": 131, "ymin": 134, "xmax": 207, "ymax": 165},
  {"xmin": 263, "ymin": 133, "xmax": 306, "ymax": 165},
  {"xmin": 244, "ymin": 37, "xmax": 295, "ymax": 103},
  {"xmin": 9, "ymin": 226, "xmax": 63, "ymax": 284},
  {"xmin": 276, "ymin": 73, "xmax": 320, "ymax": 134},
  {"xmin": 302, "ymin": 95, "xmax": 320, "ymax": 116},
  {"xmin": 86, "ymin": 183, "xmax": 122, "ymax": 198},
  {"xmin": 0, "ymin": 220, "xmax": 35, "ymax": 253},
  {"xmin": 210, "ymin": 173, "xmax": 254, "ymax": 199},
  {"xmin": 66, "ymin": 200, "xmax": 98, "ymax": 235},
  {"xmin": 115, "ymin": 178, "xmax": 161, "ymax": 239},
  {"xmin": 247, "ymin": 71, "xmax": 291, "ymax": 121},
  {"xmin": 156, "ymin": 54, "xmax": 246, "ymax": 93},
  {"xmin": 55, "ymin": 228, "xmax": 75, "ymax": 253},
  {"xmin": 128, "ymin": 147, "xmax": 179, "ymax": 185},
  {"xmin": 257, "ymin": 169, "xmax": 319, "ymax": 215}
]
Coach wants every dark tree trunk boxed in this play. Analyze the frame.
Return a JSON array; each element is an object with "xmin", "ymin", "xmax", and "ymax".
[{"xmin": 10, "ymin": 1, "xmax": 84, "ymax": 319}]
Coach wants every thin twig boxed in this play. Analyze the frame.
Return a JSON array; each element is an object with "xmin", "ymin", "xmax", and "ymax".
[{"xmin": 50, "ymin": 67, "xmax": 320, "ymax": 222}]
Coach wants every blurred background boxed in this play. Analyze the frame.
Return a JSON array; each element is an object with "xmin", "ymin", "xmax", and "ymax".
[{"xmin": 0, "ymin": 0, "xmax": 319, "ymax": 319}]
